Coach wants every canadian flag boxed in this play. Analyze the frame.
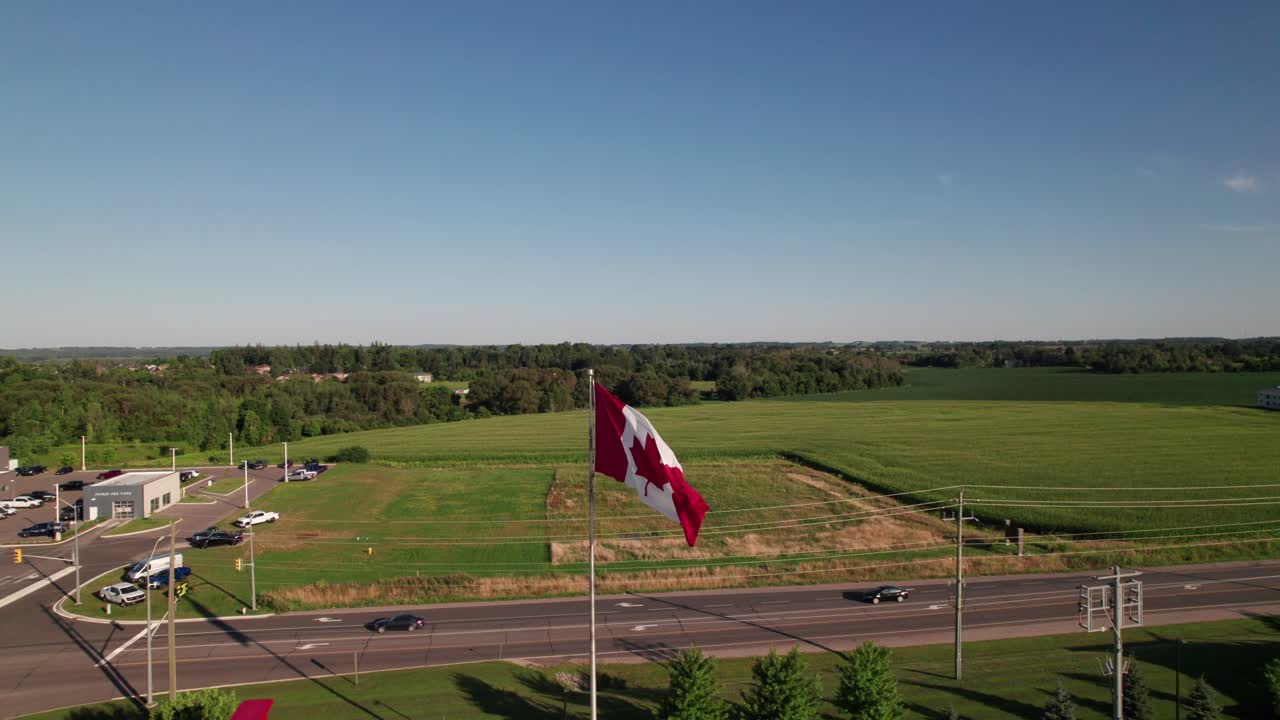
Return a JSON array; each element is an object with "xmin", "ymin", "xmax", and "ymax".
[{"xmin": 594, "ymin": 383, "xmax": 709, "ymax": 546}]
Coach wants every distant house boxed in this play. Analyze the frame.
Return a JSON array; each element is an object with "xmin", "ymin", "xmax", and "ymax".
[
  {"xmin": 454, "ymin": 388, "xmax": 470, "ymax": 396},
  {"xmin": 310, "ymin": 373, "xmax": 349, "ymax": 383},
  {"xmin": 253, "ymin": 365, "xmax": 272, "ymax": 376},
  {"xmin": 415, "ymin": 373, "xmax": 434, "ymax": 383},
  {"xmin": 144, "ymin": 364, "xmax": 168, "ymax": 375},
  {"xmin": 1259, "ymin": 387, "xmax": 1280, "ymax": 411}
]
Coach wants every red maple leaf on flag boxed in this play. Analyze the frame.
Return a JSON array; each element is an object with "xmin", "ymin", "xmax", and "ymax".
[{"xmin": 630, "ymin": 432, "xmax": 675, "ymax": 498}]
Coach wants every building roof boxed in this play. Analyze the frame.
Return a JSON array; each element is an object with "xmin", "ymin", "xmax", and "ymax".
[{"xmin": 93, "ymin": 471, "xmax": 176, "ymax": 488}]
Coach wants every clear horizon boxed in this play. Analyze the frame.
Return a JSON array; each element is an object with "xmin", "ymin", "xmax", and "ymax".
[{"xmin": 3, "ymin": 2, "xmax": 1277, "ymax": 346}]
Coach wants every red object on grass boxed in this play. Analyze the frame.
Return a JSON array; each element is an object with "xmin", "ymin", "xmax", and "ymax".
[{"xmin": 229, "ymin": 699, "xmax": 274, "ymax": 720}]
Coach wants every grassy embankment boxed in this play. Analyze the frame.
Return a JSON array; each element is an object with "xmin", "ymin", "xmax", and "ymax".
[
  {"xmin": 103, "ymin": 516, "xmax": 179, "ymax": 537},
  {"xmin": 24, "ymin": 616, "xmax": 1280, "ymax": 720}
]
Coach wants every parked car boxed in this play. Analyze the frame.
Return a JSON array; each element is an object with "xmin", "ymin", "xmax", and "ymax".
[
  {"xmin": 249, "ymin": 459, "xmax": 267, "ymax": 470},
  {"xmin": 367, "ymin": 614, "xmax": 425, "ymax": 633},
  {"xmin": 863, "ymin": 586, "xmax": 910, "ymax": 604},
  {"xmin": 19, "ymin": 522, "xmax": 68, "ymax": 538},
  {"xmin": 100, "ymin": 583, "xmax": 146, "ymax": 606},
  {"xmin": 233, "ymin": 511, "xmax": 279, "ymax": 528},
  {"xmin": 16, "ymin": 466, "xmax": 47, "ymax": 476},
  {"xmin": 4, "ymin": 496, "xmax": 44, "ymax": 509},
  {"xmin": 189, "ymin": 526, "xmax": 220, "ymax": 542},
  {"xmin": 277, "ymin": 460, "xmax": 294, "ymax": 469},
  {"xmin": 28, "ymin": 490, "xmax": 54, "ymax": 501},
  {"xmin": 55, "ymin": 466, "xmax": 75, "ymax": 476},
  {"xmin": 59, "ymin": 505, "xmax": 81, "ymax": 522},
  {"xmin": 58, "ymin": 479, "xmax": 86, "ymax": 491},
  {"xmin": 192, "ymin": 531, "xmax": 244, "ymax": 549},
  {"xmin": 0, "ymin": 505, "xmax": 15, "ymax": 518},
  {"xmin": 146, "ymin": 566, "xmax": 193, "ymax": 589},
  {"xmin": 287, "ymin": 469, "xmax": 317, "ymax": 481},
  {"xmin": 96, "ymin": 469, "xmax": 124, "ymax": 480},
  {"xmin": 126, "ymin": 553, "xmax": 184, "ymax": 583},
  {"xmin": 178, "ymin": 471, "xmax": 200, "ymax": 482}
]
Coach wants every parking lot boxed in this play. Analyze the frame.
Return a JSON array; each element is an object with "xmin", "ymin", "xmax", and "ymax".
[{"xmin": 1, "ymin": 464, "xmax": 286, "ymax": 542}]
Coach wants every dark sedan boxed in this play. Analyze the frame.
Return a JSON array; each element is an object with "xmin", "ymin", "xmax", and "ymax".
[
  {"xmin": 863, "ymin": 586, "xmax": 910, "ymax": 604},
  {"xmin": 28, "ymin": 490, "xmax": 55, "ymax": 501},
  {"xmin": 59, "ymin": 505, "xmax": 81, "ymax": 522},
  {"xmin": 192, "ymin": 531, "xmax": 244, "ymax": 549},
  {"xmin": 59, "ymin": 479, "xmax": 86, "ymax": 491},
  {"xmin": 249, "ymin": 460, "xmax": 268, "ymax": 470},
  {"xmin": 17, "ymin": 466, "xmax": 47, "ymax": 476},
  {"xmin": 18, "ymin": 522, "xmax": 68, "ymax": 538},
  {"xmin": 368, "ymin": 614, "xmax": 425, "ymax": 633},
  {"xmin": 55, "ymin": 466, "xmax": 75, "ymax": 476},
  {"xmin": 96, "ymin": 469, "xmax": 124, "ymax": 480}
]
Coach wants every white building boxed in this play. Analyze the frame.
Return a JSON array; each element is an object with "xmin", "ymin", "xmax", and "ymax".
[
  {"xmin": 1259, "ymin": 387, "xmax": 1280, "ymax": 410},
  {"xmin": 83, "ymin": 471, "xmax": 181, "ymax": 521},
  {"xmin": 415, "ymin": 373, "xmax": 434, "ymax": 383}
]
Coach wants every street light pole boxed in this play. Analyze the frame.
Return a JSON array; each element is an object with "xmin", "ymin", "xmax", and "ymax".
[
  {"xmin": 170, "ymin": 448, "xmax": 176, "ymax": 472},
  {"xmin": 243, "ymin": 464, "xmax": 257, "ymax": 611},
  {"xmin": 81, "ymin": 436, "xmax": 86, "ymax": 471},
  {"xmin": 145, "ymin": 534, "xmax": 163, "ymax": 706},
  {"xmin": 53, "ymin": 489, "xmax": 81, "ymax": 604},
  {"xmin": 283, "ymin": 441, "xmax": 288, "ymax": 483},
  {"xmin": 229, "ymin": 432, "xmax": 234, "ymax": 468}
]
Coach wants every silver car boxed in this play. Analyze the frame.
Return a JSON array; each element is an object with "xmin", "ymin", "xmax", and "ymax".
[{"xmin": 100, "ymin": 582, "xmax": 146, "ymax": 606}]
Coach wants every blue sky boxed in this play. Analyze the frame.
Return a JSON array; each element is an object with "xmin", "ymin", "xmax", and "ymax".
[{"xmin": 2, "ymin": 2, "xmax": 1277, "ymax": 346}]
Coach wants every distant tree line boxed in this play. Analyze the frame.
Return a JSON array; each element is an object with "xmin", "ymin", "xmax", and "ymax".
[
  {"xmin": 0, "ymin": 344, "xmax": 903, "ymax": 457},
  {"xmin": 905, "ymin": 339, "xmax": 1280, "ymax": 373}
]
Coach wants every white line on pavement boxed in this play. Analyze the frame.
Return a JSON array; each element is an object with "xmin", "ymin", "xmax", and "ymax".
[
  {"xmin": 97, "ymin": 623, "xmax": 158, "ymax": 667},
  {"xmin": 0, "ymin": 566, "xmax": 77, "ymax": 609}
]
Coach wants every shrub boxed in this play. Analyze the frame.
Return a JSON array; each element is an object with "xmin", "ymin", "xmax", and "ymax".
[
  {"xmin": 334, "ymin": 445, "xmax": 370, "ymax": 463},
  {"xmin": 149, "ymin": 688, "xmax": 237, "ymax": 720}
]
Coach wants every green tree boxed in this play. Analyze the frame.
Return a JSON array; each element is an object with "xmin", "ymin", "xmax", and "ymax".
[
  {"xmin": 1042, "ymin": 684, "xmax": 1076, "ymax": 720},
  {"xmin": 740, "ymin": 647, "xmax": 821, "ymax": 720},
  {"xmin": 150, "ymin": 687, "xmax": 237, "ymax": 720},
  {"xmin": 334, "ymin": 445, "xmax": 370, "ymax": 463},
  {"xmin": 654, "ymin": 646, "xmax": 727, "ymax": 720},
  {"xmin": 1263, "ymin": 657, "xmax": 1280, "ymax": 718},
  {"xmin": 1186, "ymin": 677, "xmax": 1222, "ymax": 720},
  {"xmin": 58, "ymin": 454, "xmax": 75, "ymax": 469},
  {"xmin": 834, "ymin": 641, "xmax": 903, "ymax": 720},
  {"xmin": 1122, "ymin": 659, "xmax": 1153, "ymax": 720}
]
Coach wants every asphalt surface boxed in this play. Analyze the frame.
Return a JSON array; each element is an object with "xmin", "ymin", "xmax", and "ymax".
[{"xmin": 3, "ymin": 467, "xmax": 1280, "ymax": 717}]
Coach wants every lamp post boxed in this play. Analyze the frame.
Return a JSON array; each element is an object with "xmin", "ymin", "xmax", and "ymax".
[
  {"xmin": 282, "ymin": 441, "xmax": 288, "ymax": 483},
  {"xmin": 54, "ymin": 488, "xmax": 82, "ymax": 605},
  {"xmin": 145, "ymin": 534, "xmax": 163, "ymax": 706}
]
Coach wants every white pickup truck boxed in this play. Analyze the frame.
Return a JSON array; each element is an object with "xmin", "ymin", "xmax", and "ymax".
[
  {"xmin": 233, "ymin": 510, "xmax": 280, "ymax": 527},
  {"xmin": 287, "ymin": 468, "xmax": 318, "ymax": 481}
]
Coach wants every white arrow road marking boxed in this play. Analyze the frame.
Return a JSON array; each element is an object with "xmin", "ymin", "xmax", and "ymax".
[
  {"xmin": 630, "ymin": 624, "xmax": 658, "ymax": 631},
  {"xmin": 615, "ymin": 602, "xmax": 643, "ymax": 608},
  {"xmin": 1183, "ymin": 584, "xmax": 1201, "ymax": 590},
  {"xmin": 298, "ymin": 642, "xmax": 331, "ymax": 650},
  {"xmin": 314, "ymin": 617, "xmax": 343, "ymax": 623},
  {"xmin": 927, "ymin": 604, "xmax": 946, "ymax": 610}
]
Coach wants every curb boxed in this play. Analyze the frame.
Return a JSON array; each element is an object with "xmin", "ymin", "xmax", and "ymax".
[
  {"xmin": 102, "ymin": 517, "xmax": 184, "ymax": 539},
  {"xmin": 52, "ymin": 564, "xmax": 275, "ymax": 626}
]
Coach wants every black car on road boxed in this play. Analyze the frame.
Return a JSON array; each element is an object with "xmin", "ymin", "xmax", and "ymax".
[
  {"xmin": 368, "ymin": 614, "xmax": 425, "ymax": 633},
  {"xmin": 16, "ymin": 466, "xmax": 47, "ymax": 476},
  {"xmin": 249, "ymin": 460, "xmax": 268, "ymax": 470},
  {"xmin": 59, "ymin": 505, "xmax": 81, "ymax": 522},
  {"xmin": 863, "ymin": 586, "xmax": 910, "ymax": 604},
  {"xmin": 19, "ymin": 522, "xmax": 68, "ymax": 538},
  {"xmin": 59, "ymin": 480, "xmax": 87, "ymax": 491},
  {"xmin": 28, "ymin": 490, "xmax": 55, "ymax": 501},
  {"xmin": 192, "ymin": 531, "xmax": 244, "ymax": 549},
  {"xmin": 55, "ymin": 466, "xmax": 75, "ymax": 475}
]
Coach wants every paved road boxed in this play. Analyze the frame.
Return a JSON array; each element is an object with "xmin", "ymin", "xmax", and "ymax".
[{"xmin": 3, "ymin": 556, "xmax": 1279, "ymax": 718}]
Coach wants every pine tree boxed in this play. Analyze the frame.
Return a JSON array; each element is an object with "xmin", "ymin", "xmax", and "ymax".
[
  {"xmin": 1186, "ymin": 677, "xmax": 1222, "ymax": 720},
  {"xmin": 1122, "ymin": 659, "xmax": 1153, "ymax": 720},
  {"xmin": 1041, "ymin": 684, "xmax": 1077, "ymax": 720},
  {"xmin": 740, "ymin": 647, "xmax": 821, "ymax": 720},
  {"xmin": 654, "ymin": 646, "xmax": 727, "ymax": 720},
  {"xmin": 834, "ymin": 641, "xmax": 904, "ymax": 720}
]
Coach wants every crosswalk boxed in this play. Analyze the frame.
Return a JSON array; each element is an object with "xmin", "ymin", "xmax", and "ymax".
[{"xmin": 0, "ymin": 572, "xmax": 41, "ymax": 588}]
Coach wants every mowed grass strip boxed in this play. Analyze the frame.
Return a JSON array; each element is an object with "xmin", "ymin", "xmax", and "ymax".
[{"xmin": 23, "ymin": 617, "xmax": 1279, "ymax": 720}]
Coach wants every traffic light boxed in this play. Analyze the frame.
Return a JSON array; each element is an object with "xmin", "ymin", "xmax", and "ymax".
[
  {"xmin": 235, "ymin": 558, "xmax": 243, "ymax": 572},
  {"xmin": 12, "ymin": 548, "xmax": 22, "ymax": 564}
]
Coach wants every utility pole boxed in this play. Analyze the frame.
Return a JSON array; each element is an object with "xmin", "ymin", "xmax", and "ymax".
[
  {"xmin": 246, "ymin": 464, "xmax": 257, "ymax": 611},
  {"xmin": 229, "ymin": 432, "xmax": 234, "ymax": 468},
  {"xmin": 170, "ymin": 447, "xmax": 176, "ymax": 472},
  {"xmin": 243, "ymin": 463, "xmax": 250, "ymax": 509},
  {"xmin": 81, "ymin": 436, "xmax": 86, "ymax": 471},
  {"xmin": 953, "ymin": 488, "xmax": 976, "ymax": 681},
  {"xmin": 1083, "ymin": 566, "xmax": 1143, "ymax": 720},
  {"xmin": 167, "ymin": 520, "xmax": 178, "ymax": 703},
  {"xmin": 145, "ymin": 534, "xmax": 163, "ymax": 706},
  {"xmin": 283, "ymin": 441, "xmax": 288, "ymax": 482}
]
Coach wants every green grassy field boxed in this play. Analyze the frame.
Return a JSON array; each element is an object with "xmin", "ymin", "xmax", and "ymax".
[
  {"xmin": 202, "ymin": 475, "xmax": 247, "ymax": 495},
  {"xmin": 24, "ymin": 617, "xmax": 1278, "ymax": 720},
  {"xmin": 103, "ymin": 516, "xmax": 179, "ymax": 537}
]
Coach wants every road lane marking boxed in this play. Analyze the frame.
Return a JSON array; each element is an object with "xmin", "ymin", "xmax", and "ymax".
[
  {"xmin": 297, "ymin": 643, "xmax": 331, "ymax": 650},
  {"xmin": 759, "ymin": 600, "xmax": 789, "ymax": 605},
  {"xmin": 1184, "ymin": 584, "xmax": 1201, "ymax": 590},
  {"xmin": 96, "ymin": 623, "xmax": 157, "ymax": 667},
  {"xmin": 314, "ymin": 617, "xmax": 343, "ymax": 623},
  {"xmin": 0, "ymin": 566, "xmax": 76, "ymax": 609},
  {"xmin": 630, "ymin": 625, "xmax": 658, "ymax": 631},
  {"xmin": 927, "ymin": 604, "xmax": 947, "ymax": 610},
  {"xmin": 615, "ymin": 602, "xmax": 643, "ymax": 608}
]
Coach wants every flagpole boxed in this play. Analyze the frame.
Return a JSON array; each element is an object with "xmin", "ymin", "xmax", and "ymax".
[{"xmin": 587, "ymin": 368, "xmax": 598, "ymax": 720}]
